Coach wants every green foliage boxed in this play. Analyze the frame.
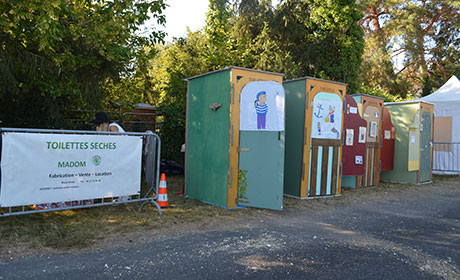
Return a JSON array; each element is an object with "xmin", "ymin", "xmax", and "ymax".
[
  {"xmin": 358, "ymin": 84, "xmax": 411, "ymax": 102},
  {"xmin": 2, "ymin": 0, "xmax": 459, "ymax": 163},
  {"xmin": 149, "ymin": 32, "xmax": 210, "ymax": 161},
  {"xmin": 103, "ymin": 47, "xmax": 159, "ymax": 108},
  {"xmin": 203, "ymin": 0, "xmax": 365, "ymax": 88},
  {"xmin": 141, "ymin": 0, "xmax": 365, "ymax": 160},
  {"xmin": 243, "ymin": 0, "xmax": 365, "ymax": 91},
  {"xmin": 238, "ymin": 169, "xmax": 249, "ymax": 201},
  {"xmin": 0, "ymin": 0, "xmax": 166, "ymax": 127},
  {"xmin": 204, "ymin": 0, "xmax": 236, "ymax": 68},
  {"xmin": 306, "ymin": 0, "xmax": 365, "ymax": 92}
]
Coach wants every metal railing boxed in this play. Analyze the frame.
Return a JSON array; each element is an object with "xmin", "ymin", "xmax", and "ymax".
[
  {"xmin": 433, "ymin": 142, "xmax": 460, "ymax": 174},
  {"xmin": 0, "ymin": 128, "xmax": 163, "ymax": 217},
  {"xmin": 61, "ymin": 109, "xmax": 162, "ymax": 133},
  {"xmin": 121, "ymin": 111, "xmax": 162, "ymax": 134}
]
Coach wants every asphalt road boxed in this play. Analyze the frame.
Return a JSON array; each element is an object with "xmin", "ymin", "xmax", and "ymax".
[{"xmin": 1, "ymin": 182, "xmax": 459, "ymax": 279}]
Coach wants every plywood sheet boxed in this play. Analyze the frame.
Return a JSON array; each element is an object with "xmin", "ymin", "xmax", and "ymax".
[{"xmin": 434, "ymin": 116, "xmax": 452, "ymax": 143}]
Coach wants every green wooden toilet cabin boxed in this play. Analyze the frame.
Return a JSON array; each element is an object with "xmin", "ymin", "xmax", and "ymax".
[
  {"xmin": 185, "ymin": 67, "xmax": 285, "ymax": 210},
  {"xmin": 284, "ymin": 77, "xmax": 346, "ymax": 198},
  {"xmin": 380, "ymin": 101, "xmax": 434, "ymax": 184}
]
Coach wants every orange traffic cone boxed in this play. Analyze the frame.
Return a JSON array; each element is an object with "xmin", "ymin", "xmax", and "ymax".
[{"xmin": 157, "ymin": 173, "xmax": 169, "ymax": 208}]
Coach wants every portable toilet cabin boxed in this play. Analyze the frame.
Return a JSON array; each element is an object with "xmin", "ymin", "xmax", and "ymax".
[
  {"xmin": 284, "ymin": 77, "xmax": 346, "ymax": 198},
  {"xmin": 381, "ymin": 107, "xmax": 396, "ymax": 172},
  {"xmin": 185, "ymin": 67, "xmax": 286, "ymax": 210},
  {"xmin": 350, "ymin": 94, "xmax": 384, "ymax": 187},
  {"xmin": 341, "ymin": 96, "xmax": 367, "ymax": 188},
  {"xmin": 380, "ymin": 101, "xmax": 434, "ymax": 184}
]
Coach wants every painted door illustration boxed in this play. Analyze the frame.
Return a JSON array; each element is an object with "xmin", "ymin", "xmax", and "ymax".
[
  {"xmin": 308, "ymin": 92, "xmax": 342, "ymax": 197},
  {"xmin": 420, "ymin": 110, "xmax": 432, "ymax": 182},
  {"xmin": 363, "ymin": 105, "xmax": 380, "ymax": 186},
  {"xmin": 238, "ymin": 81, "xmax": 285, "ymax": 210}
]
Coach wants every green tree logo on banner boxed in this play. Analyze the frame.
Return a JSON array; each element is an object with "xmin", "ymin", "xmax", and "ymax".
[{"xmin": 92, "ymin": 155, "xmax": 102, "ymax": 166}]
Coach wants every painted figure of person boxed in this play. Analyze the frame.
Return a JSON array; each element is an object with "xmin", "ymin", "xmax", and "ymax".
[
  {"xmin": 254, "ymin": 91, "xmax": 268, "ymax": 129},
  {"xmin": 328, "ymin": 105, "xmax": 335, "ymax": 123},
  {"xmin": 325, "ymin": 105, "xmax": 335, "ymax": 123}
]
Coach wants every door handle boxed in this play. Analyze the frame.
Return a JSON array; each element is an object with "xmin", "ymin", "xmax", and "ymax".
[{"xmin": 237, "ymin": 147, "xmax": 252, "ymax": 152}]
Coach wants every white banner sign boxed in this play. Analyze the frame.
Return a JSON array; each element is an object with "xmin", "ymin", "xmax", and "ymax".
[{"xmin": 0, "ymin": 132, "xmax": 142, "ymax": 207}]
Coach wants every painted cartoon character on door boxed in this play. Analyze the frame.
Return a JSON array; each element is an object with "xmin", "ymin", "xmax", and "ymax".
[
  {"xmin": 325, "ymin": 105, "xmax": 335, "ymax": 123},
  {"xmin": 254, "ymin": 91, "xmax": 268, "ymax": 129}
]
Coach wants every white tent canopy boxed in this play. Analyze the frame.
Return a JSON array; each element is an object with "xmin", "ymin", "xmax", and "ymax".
[
  {"xmin": 420, "ymin": 75, "xmax": 460, "ymax": 109},
  {"xmin": 420, "ymin": 75, "xmax": 460, "ymax": 174}
]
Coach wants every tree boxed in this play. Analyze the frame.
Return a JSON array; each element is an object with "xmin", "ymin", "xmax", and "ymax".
[
  {"xmin": 271, "ymin": 0, "xmax": 365, "ymax": 90},
  {"xmin": 131, "ymin": 0, "xmax": 365, "ymax": 160},
  {"xmin": 149, "ymin": 31, "xmax": 210, "ymax": 161},
  {"xmin": 395, "ymin": 0, "xmax": 460, "ymax": 96},
  {"xmin": 0, "ymin": 0, "xmax": 166, "ymax": 127},
  {"xmin": 204, "ymin": 0, "xmax": 237, "ymax": 68},
  {"xmin": 357, "ymin": 0, "xmax": 407, "ymax": 96},
  {"xmin": 358, "ymin": 0, "xmax": 460, "ymax": 98}
]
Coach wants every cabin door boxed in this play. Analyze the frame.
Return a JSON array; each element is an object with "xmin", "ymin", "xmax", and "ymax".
[
  {"xmin": 420, "ymin": 110, "xmax": 432, "ymax": 182},
  {"xmin": 308, "ymin": 92, "xmax": 342, "ymax": 197},
  {"xmin": 238, "ymin": 81, "xmax": 285, "ymax": 210},
  {"xmin": 363, "ymin": 105, "xmax": 380, "ymax": 186}
]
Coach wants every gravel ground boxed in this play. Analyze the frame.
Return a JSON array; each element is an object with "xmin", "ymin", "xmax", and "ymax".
[{"xmin": 0, "ymin": 178, "xmax": 459, "ymax": 279}]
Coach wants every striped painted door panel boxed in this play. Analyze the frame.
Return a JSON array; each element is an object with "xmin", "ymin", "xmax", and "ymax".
[
  {"xmin": 364, "ymin": 142, "xmax": 379, "ymax": 186},
  {"xmin": 308, "ymin": 139, "xmax": 340, "ymax": 197},
  {"xmin": 361, "ymin": 103, "xmax": 381, "ymax": 187}
]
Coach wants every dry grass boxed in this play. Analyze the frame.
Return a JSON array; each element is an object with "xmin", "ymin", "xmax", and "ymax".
[
  {"xmin": 0, "ymin": 175, "xmax": 253, "ymax": 257},
  {"xmin": 0, "ymin": 174, "xmax": 458, "ymax": 258}
]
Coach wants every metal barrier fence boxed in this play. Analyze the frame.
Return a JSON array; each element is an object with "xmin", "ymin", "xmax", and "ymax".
[
  {"xmin": 433, "ymin": 142, "xmax": 460, "ymax": 174},
  {"xmin": 0, "ymin": 128, "xmax": 163, "ymax": 217},
  {"xmin": 61, "ymin": 110, "xmax": 163, "ymax": 134},
  {"xmin": 121, "ymin": 111, "xmax": 162, "ymax": 134}
]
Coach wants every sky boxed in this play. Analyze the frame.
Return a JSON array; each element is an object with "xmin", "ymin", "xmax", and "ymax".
[
  {"xmin": 150, "ymin": 0, "xmax": 281, "ymax": 42},
  {"xmin": 158, "ymin": 0, "xmax": 210, "ymax": 42}
]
